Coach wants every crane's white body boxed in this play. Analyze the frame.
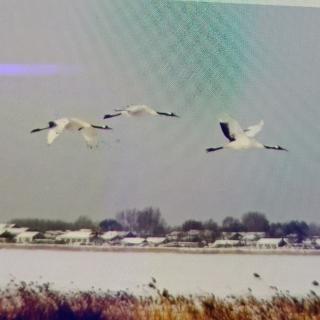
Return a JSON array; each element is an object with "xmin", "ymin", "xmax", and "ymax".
[
  {"xmin": 225, "ymin": 118, "xmax": 264, "ymax": 150},
  {"xmin": 116, "ymin": 105, "xmax": 158, "ymax": 117},
  {"xmin": 32, "ymin": 118, "xmax": 111, "ymax": 148},
  {"xmin": 206, "ymin": 115, "xmax": 286, "ymax": 152},
  {"xmin": 50, "ymin": 118, "xmax": 99, "ymax": 147},
  {"xmin": 104, "ymin": 104, "xmax": 178, "ymax": 119},
  {"xmin": 224, "ymin": 135, "xmax": 264, "ymax": 150}
]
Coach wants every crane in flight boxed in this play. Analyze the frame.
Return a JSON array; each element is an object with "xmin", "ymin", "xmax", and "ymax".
[
  {"xmin": 206, "ymin": 115, "xmax": 287, "ymax": 153},
  {"xmin": 31, "ymin": 118, "xmax": 112, "ymax": 148},
  {"xmin": 103, "ymin": 104, "xmax": 179, "ymax": 119}
]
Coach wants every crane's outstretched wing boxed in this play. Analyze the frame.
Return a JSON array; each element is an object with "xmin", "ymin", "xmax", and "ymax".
[
  {"xmin": 244, "ymin": 120, "xmax": 264, "ymax": 138},
  {"xmin": 69, "ymin": 118, "xmax": 99, "ymax": 148},
  {"xmin": 219, "ymin": 115, "xmax": 244, "ymax": 141},
  {"xmin": 125, "ymin": 104, "xmax": 157, "ymax": 116},
  {"xmin": 81, "ymin": 127, "xmax": 98, "ymax": 148},
  {"xmin": 47, "ymin": 118, "xmax": 69, "ymax": 145}
]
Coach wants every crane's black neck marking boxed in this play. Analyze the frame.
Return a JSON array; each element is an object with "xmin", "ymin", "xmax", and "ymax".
[
  {"xmin": 264, "ymin": 145, "xmax": 288, "ymax": 151},
  {"xmin": 157, "ymin": 111, "xmax": 170, "ymax": 116},
  {"xmin": 206, "ymin": 146, "xmax": 223, "ymax": 153},
  {"xmin": 156, "ymin": 111, "xmax": 178, "ymax": 117},
  {"xmin": 104, "ymin": 113, "xmax": 122, "ymax": 119},
  {"xmin": 91, "ymin": 125, "xmax": 112, "ymax": 130},
  {"xmin": 30, "ymin": 121, "xmax": 56, "ymax": 133}
]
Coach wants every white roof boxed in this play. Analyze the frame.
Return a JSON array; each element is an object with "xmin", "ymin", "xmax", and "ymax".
[
  {"xmin": 101, "ymin": 231, "xmax": 122, "ymax": 240},
  {"xmin": 241, "ymin": 233, "xmax": 262, "ymax": 240},
  {"xmin": 4, "ymin": 227, "xmax": 29, "ymax": 235},
  {"xmin": 146, "ymin": 237, "xmax": 166, "ymax": 244},
  {"xmin": 257, "ymin": 238, "xmax": 286, "ymax": 245},
  {"xmin": 169, "ymin": 231, "xmax": 182, "ymax": 235},
  {"xmin": 57, "ymin": 230, "xmax": 92, "ymax": 240},
  {"xmin": 44, "ymin": 230, "xmax": 64, "ymax": 235},
  {"xmin": 315, "ymin": 239, "xmax": 320, "ymax": 245},
  {"xmin": 211, "ymin": 240, "xmax": 240, "ymax": 246},
  {"xmin": 121, "ymin": 237, "xmax": 146, "ymax": 245},
  {"xmin": 187, "ymin": 230, "xmax": 201, "ymax": 235},
  {"xmin": 16, "ymin": 231, "xmax": 39, "ymax": 240},
  {"xmin": 0, "ymin": 223, "xmax": 15, "ymax": 228}
]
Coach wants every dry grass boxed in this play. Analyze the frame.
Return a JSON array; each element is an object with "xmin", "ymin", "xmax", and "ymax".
[{"xmin": 0, "ymin": 281, "xmax": 319, "ymax": 320}]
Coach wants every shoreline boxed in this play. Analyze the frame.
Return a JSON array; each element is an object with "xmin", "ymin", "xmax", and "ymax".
[{"xmin": 1, "ymin": 243, "xmax": 320, "ymax": 255}]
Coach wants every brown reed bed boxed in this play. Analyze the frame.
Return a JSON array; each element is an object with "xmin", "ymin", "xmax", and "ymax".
[{"xmin": 0, "ymin": 280, "xmax": 319, "ymax": 320}]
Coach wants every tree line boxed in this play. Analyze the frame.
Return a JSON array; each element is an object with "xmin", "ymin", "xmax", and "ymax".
[{"xmin": 9, "ymin": 209, "xmax": 320, "ymax": 242}]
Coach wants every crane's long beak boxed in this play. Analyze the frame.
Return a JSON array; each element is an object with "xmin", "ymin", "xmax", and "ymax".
[{"xmin": 30, "ymin": 127, "xmax": 48, "ymax": 133}]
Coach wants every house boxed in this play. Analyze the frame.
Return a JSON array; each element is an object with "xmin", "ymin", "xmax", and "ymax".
[
  {"xmin": 256, "ymin": 238, "xmax": 287, "ymax": 249},
  {"xmin": 3, "ymin": 227, "xmax": 29, "ymax": 236},
  {"xmin": 101, "ymin": 231, "xmax": 122, "ymax": 241},
  {"xmin": 241, "ymin": 232, "xmax": 265, "ymax": 246},
  {"xmin": 16, "ymin": 231, "xmax": 42, "ymax": 243},
  {"xmin": 44, "ymin": 230, "xmax": 65, "ymax": 240},
  {"xmin": 166, "ymin": 231, "xmax": 182, "ymax": 241},
  {"xmin": 121, "ymin": 237, "xmax": 146, "ymax": 246},
  {"xmin": 314, "ymin": 239, "xmax": 320, "ymax": 249},
  {"xmin": 182, "ymin": 230, "xmax": 202, "ymax": 242},
  {"xmin": 302, "ymin": 239, "xmax": 313, "ymax": 249},
  {"xmin": 56, "ymin": 229, "xmax": 93, "ymax": 245},
  {"xmin": 100, "ymin": 231, "xmax": 137, "ymax": 245},
  {"xmin": 146, "ymin": 237, "xmax": 166, "ymax": 246},
  {"xmin": 101, "ymin": 231, "xmax": 135, "ymax": 242},
  {"xmin": 0, "ymin": 223, "xmax": 15, "ymax": 233},
  {"xmin": 286, "ymin": 233, "xmax": 300, "ymax": 245},
  {"xmin": 210, "ymin": 239, "xmax": 241, "ymax": 248}
]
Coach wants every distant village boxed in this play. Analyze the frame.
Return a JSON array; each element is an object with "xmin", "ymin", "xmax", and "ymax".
[
  {"xmin": 1, "ymin": 221, "xmax": 320, "ymax": 251},
  {"xmin": 1, "ymin": 208, "xmax": 319, "ymax": 250}
]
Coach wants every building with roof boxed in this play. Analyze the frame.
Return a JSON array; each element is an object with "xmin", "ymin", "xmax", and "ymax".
[
  {"xmin": 314, "ymin": 239, "xmax": 320, "ymax": 249},
  {"xmin": 256, "ymin": 238, "xmax": 287, "ymax": 249},
  {"xmin": 182, "ymin": 230, "xmax": 202, "ymax": 242},
  {"xmin": 56, "ymin": 229, "xmax": 93, "ymax": 245},
  {"xmin": 16, "ymin": 231, "xmax": 41, "ymax": 243},
  {"xmin": 121, "ymin": 237, "xmax": 146, "ymax": 246},
  {"xmin": 210, "ymin": 239, "xmax": 241, "ymax": 248},
  {"xmin": 146, "ymin": 237, "xmax": 166, "ymax": 246},
  {"xmin": 3, "ymin": 227, "xmax": 29, "ymax": 236},
  {"xmin": 166, "ymin": 231, "xmax": 183, "ymax": 241}
]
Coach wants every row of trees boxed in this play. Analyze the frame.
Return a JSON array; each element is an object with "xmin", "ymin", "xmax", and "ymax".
[
  {"xmin": 10, "ymin": 216, "xmax": 95, "ymax": 233},
  {"xmin": 9, "ymin": 209, "xmax": 320, "ymax": 242}
]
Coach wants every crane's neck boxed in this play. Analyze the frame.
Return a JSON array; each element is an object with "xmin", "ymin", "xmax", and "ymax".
[
  {"xmin": 156, "ymin": 111, "xmax": 171, "ymax": 116},
  {"xmin": 206, "ymin": 146, "xmax": 223, "ymax": 153},
  {"xmin": 104, "ymin": 113, "xmax": 122, "ymax": 119}
]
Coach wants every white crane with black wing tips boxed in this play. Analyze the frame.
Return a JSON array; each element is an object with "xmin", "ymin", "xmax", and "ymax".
[
  {"xmin": 206, "ymin": 115, "xmax": 287, "ymax": 153},
  {"xmin": 31, "ymin": 118, "xmax": 112, "ymax": 148},
  {"xmin": 103, "ymin": 104, "xmax": 179, "ymax": 119}
]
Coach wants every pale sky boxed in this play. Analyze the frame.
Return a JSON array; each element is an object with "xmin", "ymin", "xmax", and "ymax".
[
  {"xmin": 0, "ymin": 0, "xmax": 319, "ymax": 225},
  {"xmin": 176, "ymin": 0, "xmax": 320, "ymax": 8}
]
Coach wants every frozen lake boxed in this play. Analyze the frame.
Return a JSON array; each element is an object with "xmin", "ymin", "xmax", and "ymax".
[{"xmin": 0, "ymin": 249, "xmax": 319, "ymax": 297}]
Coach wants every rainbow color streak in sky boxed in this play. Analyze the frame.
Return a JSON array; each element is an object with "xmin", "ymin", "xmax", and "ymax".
[{"xmin": 0, "ymin": 64, "xmax": 76, "ymax": 76}]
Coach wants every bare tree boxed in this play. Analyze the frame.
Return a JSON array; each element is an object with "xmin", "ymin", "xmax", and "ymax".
[
  {"xmin": 241, "ymin": 212, "xmax": 269, "ymax": 232},
  {"xmin": 116, "ymin": 207, "xmax": 167, "ymax": 236}
]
